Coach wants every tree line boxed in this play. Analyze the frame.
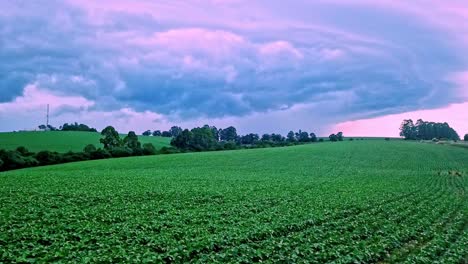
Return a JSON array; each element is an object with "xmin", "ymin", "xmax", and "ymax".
[
  {"xmin": 400, "ymin": 119, "xmax": 460, "ymax": 141},
  {"xmin": 169, "ymin": 125, "xmax": 345, "ymax": 151},
  {"xmin": 0, "ymin": 127, "xmax": 159, "ymax": 172},
  {"xmin": 38, "ymin": 122, "xmax": 97, "ymax": 132},
  {"xmin": 0, "ymin": 124, "xmax": 346, "ymax": 171}
]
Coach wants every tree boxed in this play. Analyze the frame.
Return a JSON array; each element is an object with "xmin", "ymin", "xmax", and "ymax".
[
  {"xmin": 337, "ymin": 132, "xmax": 343, "ymax": 141},
  {"xmin": 329, "ymin": 134, "xmax": 338, "ymax": 142},
  {"xmin": 400, "ymin": 119, "xmax": 459, "ymax": 140},
  {"xmin": 61, "ymin": 122, "xmax": 97, "ymax": 132},
  {"xmin": 38, "ymin": 125, "xmax": 46, "ymax": 130},
  {"xmin": 400, "ymin": 119, "xmax": 416, "ymax": 140},
  {"xmin": 287, "ymin": 131, "xmax": 296, "ymax": 142},
  {"xmin": 152, "ymin": 130, "xmax": 162, "ymax": 137},
  {"xmin": 220, "ymin": 126, "xmax": 237, "ymax": 141},
  {"xmin": 123, "ymin": 131, "xmax": 141, "ymax": 151},
  {"xmin": 297, "ymin": 131, "xmax": 310, "ymax": 142},
  {"xmin": 142, "ymin": 130, "xmax": 152, "ymax": 136},
  {"xmin": 169, "ymin": 126, "xmax": 183, "ymax": 137},
  {"xmin": 241, "ymin": 133, "xmax": 259, "ymax": 145},
  {"xmin": 0, "ymin": 158, "xmax": 3, "ymax": 168},
  {"xmin": 83, "ymin": 144, "xmax": 97, "ymax": 153},
  {"xmin": 464, "ymin": 134, "xmax": 468, "ymax": 141},
  {"xmin": 261, "ymin": 134, "xmax": 271, "ymax": 141},
  {"xmin": 161, "ymin": 131, "xmax": 172, "ymax": 137},
  {"xmin": 171, "ymin": 129, "xmax": 193, "ymax": 150},
  {"xmin": 142, "ymin": 143, "xmax": 156, "ymax": 155},
  {"xmin": 100, "ymin": 126, "xmax": 122, "ymax": 150},
  {"xmin": 310, "ymin": 133, "xmax": 317, "ymax": 142},
  {"xmin": 271, "ymin": 133, "xmax": 284, "ymax": 142}
]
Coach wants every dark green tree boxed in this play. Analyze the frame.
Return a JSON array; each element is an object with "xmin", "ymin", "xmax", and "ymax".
[
  {"xmin": 310, "ymin": 133, "xmax": 317, "ymax": 142},
  {"xmin": 329, "ymin": 134, "xmax": 338, "ymax": 142},
  {"xmin": 100, "ymin": 126, "xmax": 122, "ymax": 150},
  {"xmin": 337, "ymin": 132, "xmax": 343, "ymax": 141},
  {"xmin": 465, "ymin": 134, "xmax": 468, "ymax": 141},
  {"xmin": 220, "ymin": 126, "xmax": 237, "ymax": 141},
  {"xmin": 142, "ymin": 143, "xmax": 156, "ymax": 155},
  {"xmin": 287, "ymin": 131, "xmax": 296, "ymax": 142},
  {"xmin": 152, "ymin": 130, "xmax": 162, "ymax": 136},
  {"xmin": 124, "ymin": 131, "xmax": 141, "ymax": 151},
  {"xmin": 142, "ymin": 130, "xmax": 152, "ymax": 136},
  {"xmin": 169, "ymin": 126, "xmax": 183, "ymax": 137},
  {"xmin": 83, "ymin": 144, "xmax": 97, "ymax": 153},
  {"xmin": 297, "ymin": 131, "xmax": 310, "ymax": 142}
]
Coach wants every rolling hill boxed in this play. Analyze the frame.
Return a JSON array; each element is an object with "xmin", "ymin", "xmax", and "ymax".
[{"xmin": 0, "ymin": 131, "xmax": 171, "ymax": 152}]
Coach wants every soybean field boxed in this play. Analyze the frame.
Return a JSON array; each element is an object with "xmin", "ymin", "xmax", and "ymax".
[{"xmin": 0, "ymin": 140, "xmax": 466, "ymax": 263}]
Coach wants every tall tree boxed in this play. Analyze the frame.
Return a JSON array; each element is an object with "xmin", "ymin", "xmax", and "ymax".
[
  {"xmin": 220, "ymin": 126, "xmax": 237, "ymax": 141},
  {"xmin": 100, "ymin": 126, "xmax": 122, "ymax": 150},
  {"xmin": 287, "ymin": 131, "xmax": 296, "ymax": 142},
  {"xmin": 337, "ymin": 132, "xmax": 343, "ymax": 141},
  {"xmin": 124, "ymin": 131, "xmax": 141, "ymax": 150}
]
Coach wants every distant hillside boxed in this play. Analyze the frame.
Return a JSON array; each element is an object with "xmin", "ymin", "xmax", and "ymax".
[{"xmin": 0, "ymin": 131, "xmax": 171, "ymax": 153}]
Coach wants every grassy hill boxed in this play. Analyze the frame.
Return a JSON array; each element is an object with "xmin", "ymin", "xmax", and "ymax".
[
  {"xmin": 0, "ymin": 140, "xmax": 466, "ymax": 262},
  {"xmin": 0, "ymin": 131, "xmax": 171, "ymax": 152}
]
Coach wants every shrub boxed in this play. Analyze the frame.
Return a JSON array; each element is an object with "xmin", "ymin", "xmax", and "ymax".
[
  {"xmin": 385, "ymin": 138, "xmax": 390, "ymax": 141},
  {"xmin": 90, "ymin": 148, "xmax": 111, "ymax": 160},
  {"xmin": 142, "ymin": 143, "xmax": 156, "ymax": 155},
  {"xmin": 318, "ymin": 138, "xmax": 324, "ymax": 142},
  {"xmin": 132, "ymin": 147, "xmax": 144, "ymax": 156},
  {"xmin": 223, "ymin": 142, "xmax": 237, "ymax": 150},
  {"xmin": 16, "ymin": 146, "xmax": 32, "ymax": 156},
  {"xmin": 109, "ymin": 147, "xmax": 133, "ymax": 158},
  {"xmin": 62, "ymin": 151, "xmax": 89, "ymax": 163},
  {"xmin": 0, "ymin": 150, "xmax": 39, "ymax": 170},
  {"xmin": 35, "ymin": 151, "xmax": 63, "ymax": 165},
  {"xmin": 159, "ymin": 147, "xmax": 180, "ymax": 154},
  {"xmin": 349, "ymin": 138, "xmax": 354, "ymax": 141},
  {"xmin": 83, "ymin": 144, "xmax": 97, "ymax": 153},
  {"xmin": 464, "ymin": 134, "xmax": 468, "ymax": 141}
]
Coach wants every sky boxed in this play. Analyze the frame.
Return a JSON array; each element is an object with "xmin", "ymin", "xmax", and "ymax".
[{"xmin": 0, "ymin": 0, "xmax": 467, "ymax": 136}]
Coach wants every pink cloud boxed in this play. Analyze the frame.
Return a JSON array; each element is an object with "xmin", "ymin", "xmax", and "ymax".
[{"xmin": 333, "ymin": 102, "xmax": 468, "ymax": 137}]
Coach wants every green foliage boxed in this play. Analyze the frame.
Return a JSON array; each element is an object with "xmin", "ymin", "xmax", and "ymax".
[
  {"xmin": 400, "ymin": 119, "xmax": 460, "ymax": 140},
  {"xmin": 100, "ymin": 126, "xmax": 122, "ymax": 150},
  {"xmin": 123, "ymin": 131, "xmax": 142, "ymax": 154},
  {"xmin": 83, "ymin": 144, "xmax": 97, "ymax": 153},
  {"xmin": 220, "ymin": 126, "xmax": 237, "ymax": 141},
  {"xmin": 0, "ymin": 141, "xmax": 466, "ymax": 262},
  {"xmin": 159, "ymin": 146, "xmax": 180, "ymax": 154},
  {"xmin": 0, "ymin": 131, "xmax": 171, "ymax": 152},
  {"xmin": 109, "ymin": 146, "xmax": 133, "ymax": 157},
  {"xmin": 329, "ymin": 134, "xmax": 338, "ymax": 142},
  {"xmin": 61, "ymin": 122, "xmax": 97, "ymax": 132},
  {"xmin": 142, "ymin": 143, "xmax": 157, "ymax": 155},
  {"xmin": 35, "ymin": 151, "xmax": 63, "ymax": 165},
  {"xmin": 464, "ymin": 134, "xmax": 468, "ymax": 141},
  {"xmin": 0, "ymin": 158, "xmax": 3, "ymax": 168}
]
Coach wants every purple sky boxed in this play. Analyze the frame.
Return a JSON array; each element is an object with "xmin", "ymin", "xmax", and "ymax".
[{"xmin": 1, "ymin": 0, "xmax": 467, "ymax": 136}]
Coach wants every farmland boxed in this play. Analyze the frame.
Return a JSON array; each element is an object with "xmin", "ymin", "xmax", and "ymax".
[
  {"xmin": 0, "ymin": 140, "xmax": 466, "ymax": 263},
  {"xmin": 0, "ymin": 131, "xmax": 171, "ymax": 152}
]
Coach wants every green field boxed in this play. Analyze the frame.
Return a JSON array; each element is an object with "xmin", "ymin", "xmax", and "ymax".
[
  {"xmin": 0, "ymin": 141, "xmax": 466, "ymax": 262},
  {"xmin": 0, "ymin": 131, "xmax": 171, "ymax": 152}
]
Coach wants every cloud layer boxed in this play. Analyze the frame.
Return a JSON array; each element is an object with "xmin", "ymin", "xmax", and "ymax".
[{"xmin": 0, "ymin": 0, "xmax": 467, "ymax": 135}]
